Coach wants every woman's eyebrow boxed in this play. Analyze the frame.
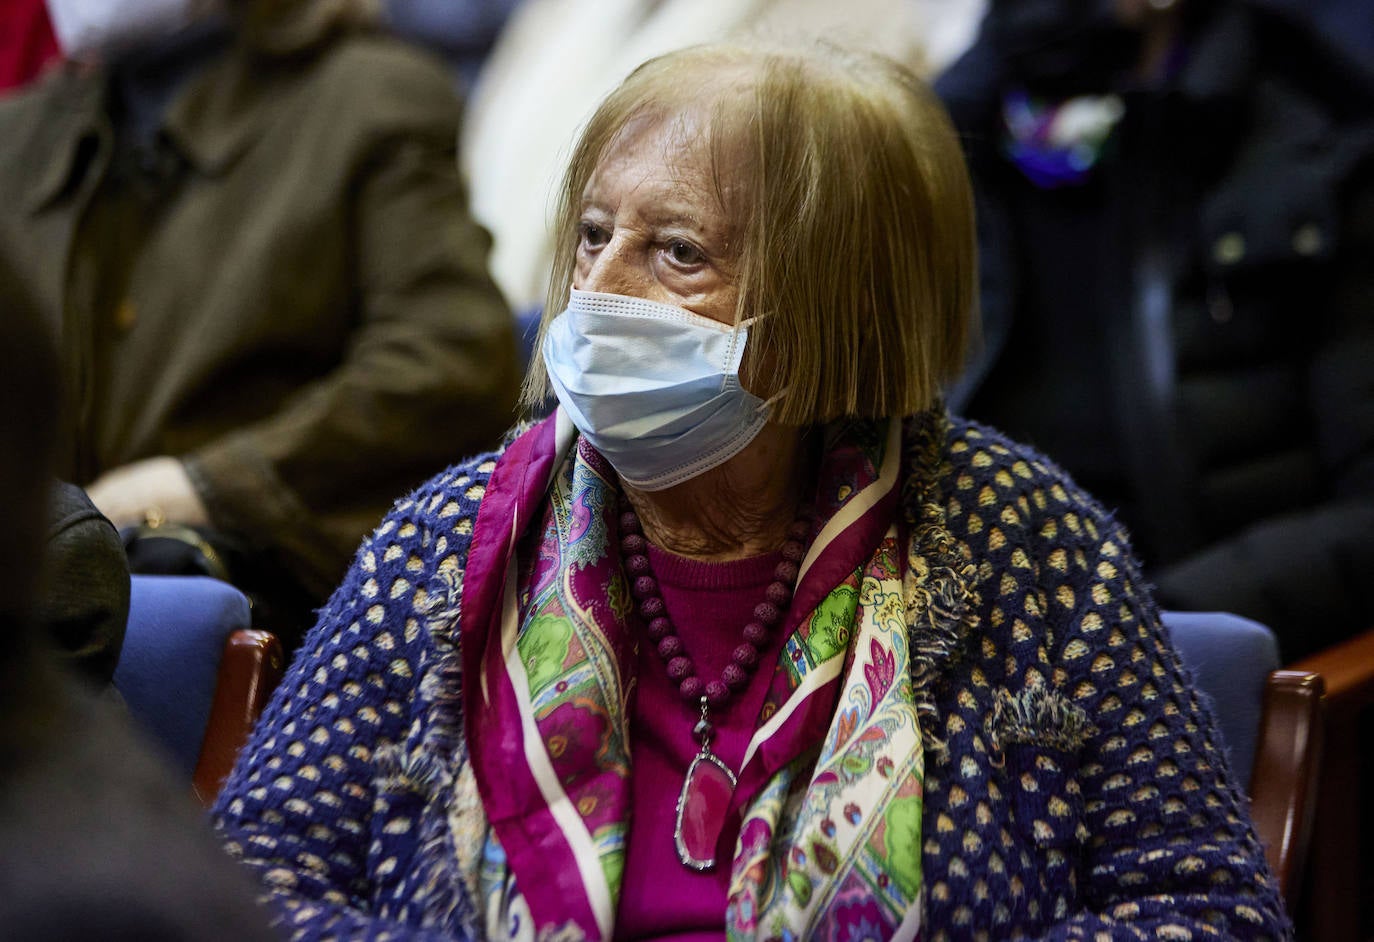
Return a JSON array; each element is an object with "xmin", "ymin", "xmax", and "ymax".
[
  {"xmin": 640, "ymin": 203, "xmax": 731, "ymax": 241},
  {"xmin": 642, "ymin": 208, "xmax": 703, "ymax": 229}
]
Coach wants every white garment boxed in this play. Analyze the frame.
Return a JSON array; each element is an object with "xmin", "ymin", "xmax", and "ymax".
[
  {"xmin": 45, "ymin": 0, "xmax": 223, "ymax": 61},
  {"xmin": 461, "ymin": 0, "xmax": 985, "ymax": 314}
]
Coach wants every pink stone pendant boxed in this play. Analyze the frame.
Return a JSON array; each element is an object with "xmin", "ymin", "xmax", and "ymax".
[{"xmin": 675, "ymin": 749, "xmax": 737, "ymax": 871}]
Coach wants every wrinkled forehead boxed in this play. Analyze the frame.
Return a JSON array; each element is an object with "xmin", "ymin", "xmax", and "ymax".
[
  {"xmin": 599, "ymin": 109, "xmax": 706, "ymax": 168},
  {"xmin": 589, "ymin": 93, "xmax": 755, "ymax": 210}
]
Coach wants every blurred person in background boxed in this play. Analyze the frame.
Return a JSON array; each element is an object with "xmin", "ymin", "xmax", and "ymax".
[
  {"xmin": 938, "ymin": 0, "xmax": 1374, "ymax": 660},
  {"xmin": 1265, "ymin": 0, "xmax": 1374, "ymax": 69},
  {"xmin": 0, "ymin": 255, "xmax": 272, "ymax": 942},
  {"xmin": 379, "ymin": 0, "xmax": 523, "ymax": 95},
  {"xmin": 0, "ymin": 0, "xmax": 521, "ymax": 643},
  {"xmin": 0, "ymin": 0, "xmax": 60, "ymax": 92}
]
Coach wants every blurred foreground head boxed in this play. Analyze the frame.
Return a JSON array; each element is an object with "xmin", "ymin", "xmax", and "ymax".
[{"xmin": 0, "ymin": 256, "xmax": 59, "ymax": 630}]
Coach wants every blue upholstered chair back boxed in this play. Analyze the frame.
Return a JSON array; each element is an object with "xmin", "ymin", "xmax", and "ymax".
[
  {"xmin": 112, "ymin": 575, "xmax": 253, "ymax": 778},
  {"xmin": 1163, "ymin": 610, "xmax": 1281, "ymax": 789}
]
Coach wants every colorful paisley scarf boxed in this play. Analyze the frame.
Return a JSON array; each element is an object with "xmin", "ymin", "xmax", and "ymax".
[{"xmin": 459, "ymin": 409, "xmax": 925, "ymax": 941}]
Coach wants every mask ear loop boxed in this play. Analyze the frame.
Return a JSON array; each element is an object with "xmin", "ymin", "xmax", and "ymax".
[
  {"xmin": 733, "ymin": 312, "xmax": 789, "ymax": 412},
  {"xmin": 735, "ymin": 310, "xmax": 769, "ymax": 331},
  {"xmin": 759, "ymin": 387, "xmax": 790, "ymax": 417}
]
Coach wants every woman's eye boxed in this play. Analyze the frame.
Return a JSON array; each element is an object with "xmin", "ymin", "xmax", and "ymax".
[
  {"xmin": 578, "ymin": 222, "xmax": 608, "ymax": 249},
  {"xmin": 666, "ymin": 239, "xmax": 704, "ymax": 266}
]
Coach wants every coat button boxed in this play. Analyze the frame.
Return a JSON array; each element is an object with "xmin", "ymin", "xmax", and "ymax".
[
  {"xmin": 1292, "ymin": 223, "xmax": 1324, "ymax": 257},
  {"xmin": 115, "ymin": 298, "xmax": 137, "ymax": 331},
  {"xmin": 1212, "ymin": 232, "xmax": 1246, "ymax": 265}
]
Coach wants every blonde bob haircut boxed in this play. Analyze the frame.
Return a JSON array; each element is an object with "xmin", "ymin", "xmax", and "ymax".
[{"xmin": 522, "ymin": 41, "xmax": 976, "ymax": 425}]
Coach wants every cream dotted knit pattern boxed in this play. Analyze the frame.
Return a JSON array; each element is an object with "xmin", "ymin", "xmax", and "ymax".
[
  {"xmin": 904, "ymin": 424, "xmax": 1286, "ymax": 939},
  {"xmin": 213, "ymin": 415, "xmax": 1290, "ymax": 941}
]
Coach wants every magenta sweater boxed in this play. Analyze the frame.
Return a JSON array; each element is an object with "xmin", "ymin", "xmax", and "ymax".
[{"xmin": 616, "ymin": 547, "xmax": 787, "ymax": 942}]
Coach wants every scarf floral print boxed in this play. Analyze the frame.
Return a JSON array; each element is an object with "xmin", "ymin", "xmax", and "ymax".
[{"xmin": 458, "ymin": 410, "xmax": 928, "ymax": 941}]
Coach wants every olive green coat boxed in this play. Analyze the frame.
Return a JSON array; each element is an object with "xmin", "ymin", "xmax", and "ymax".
[{"xmin": 0, "ymin": 15, "xmax": 520, "ymax": 598}]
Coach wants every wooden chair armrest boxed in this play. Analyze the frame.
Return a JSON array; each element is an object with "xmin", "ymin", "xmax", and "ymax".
[
  {"xmin": 1288, "ymin": 627, "xmax": 1374, "ymax": 938},
  {"xmin": 1286, "ymin": 627, "xmax": 1374, "ymax": 717},
  {"xmin": 1248, "ymin": 669, "xmax": 1324, "ymax": 910},
  {"xmin": 191, "ymin": 628, "xmax": 285, "ymax": 807}
]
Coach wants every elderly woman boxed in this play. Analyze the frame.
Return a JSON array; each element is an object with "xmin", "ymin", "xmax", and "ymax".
[{"xmin": 213, "ymin": 42, "xmax": 1289, "ymax": 941}]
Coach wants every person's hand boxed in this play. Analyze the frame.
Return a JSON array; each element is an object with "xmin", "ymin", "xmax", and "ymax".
[{"xmin": 86, "ymin": 456, "xmax": 210, "ymax": 529}]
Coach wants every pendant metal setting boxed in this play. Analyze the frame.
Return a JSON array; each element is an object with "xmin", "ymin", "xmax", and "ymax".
[
  {"xmin": 674, "ymin": 698, "xmax": 738, "ymax": 871},
  {"xmin": 674, "ymin": 749, "xmax": 738, "ymax": 871}
]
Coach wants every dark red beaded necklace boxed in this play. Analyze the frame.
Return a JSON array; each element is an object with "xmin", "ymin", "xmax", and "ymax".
[{"xmin": 618, "ymin": 503, "xmax": 810, "ymax": 870}]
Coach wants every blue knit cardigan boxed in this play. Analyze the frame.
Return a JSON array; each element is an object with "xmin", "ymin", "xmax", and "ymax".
[{"xmin": 213, "ymin": 413, "xmax": 1291, "ymax": 940}]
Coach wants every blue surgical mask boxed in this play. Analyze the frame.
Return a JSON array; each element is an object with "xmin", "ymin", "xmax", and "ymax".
[{"xmin": 542, "ymin": 289, "xmax": 771, "ymax": 491}]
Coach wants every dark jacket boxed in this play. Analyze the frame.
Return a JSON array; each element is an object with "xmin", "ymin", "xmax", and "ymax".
[
  {"xmin": 938, "ymin": 1, "xmax": 1374, "ymax": 659},
  {"xmin": 37, "ymin": 482, "xmax": 130, "ymax": 684},
  {"xmin": 0, "ymin": 4, "xmax": 520, "ymax": 600}
]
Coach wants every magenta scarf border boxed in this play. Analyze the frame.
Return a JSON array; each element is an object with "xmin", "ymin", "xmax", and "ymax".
[{"xmin": 460, "ymin": 415, "xmax": 605, "ymax": 940}]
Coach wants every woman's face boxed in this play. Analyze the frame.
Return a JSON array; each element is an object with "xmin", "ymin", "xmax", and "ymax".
[{"xmin": 573, "ymin": 115, "xmax": 740, "ymax": 327}]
